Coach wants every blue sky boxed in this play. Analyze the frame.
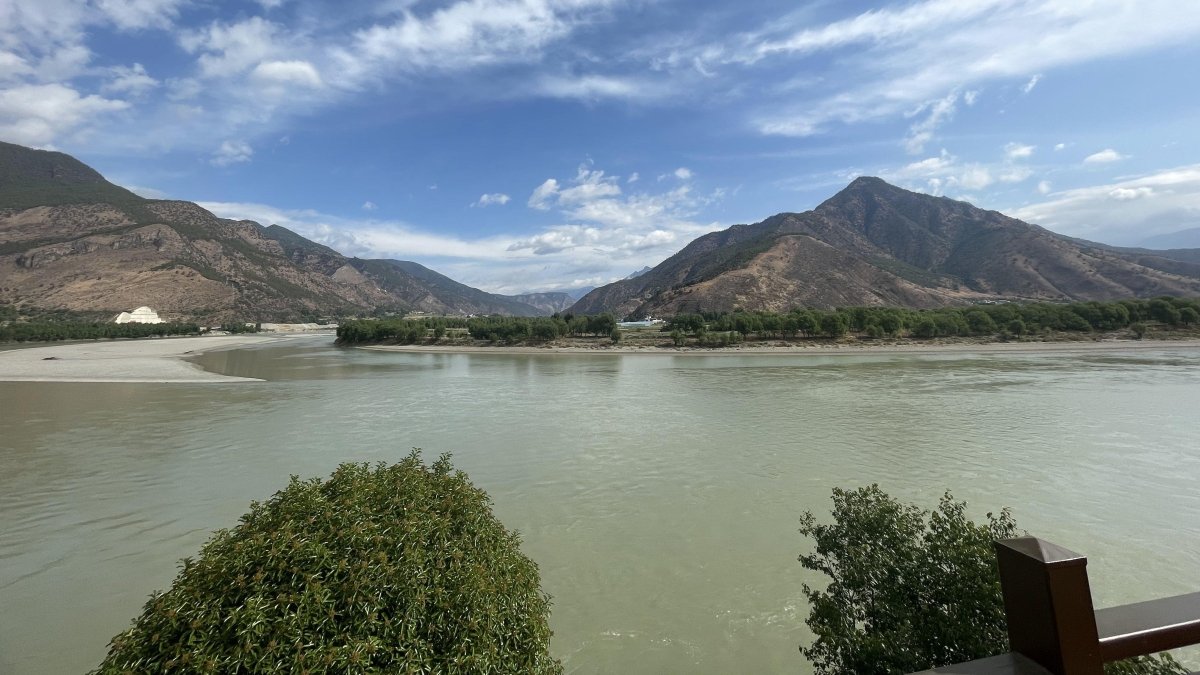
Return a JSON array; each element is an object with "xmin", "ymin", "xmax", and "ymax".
[{"xmin": 3, "ymin": 0, "xmax": 1200, "ymax": 293}]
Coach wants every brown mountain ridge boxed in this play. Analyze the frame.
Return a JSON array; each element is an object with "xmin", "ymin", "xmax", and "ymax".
[
  {"xmin": 569, "ymin": 177, "xmax": 1200, "ymax": 317},
  {"xmin": 0, "ymin": 141, "xmax": 542, "ymax": 321}
]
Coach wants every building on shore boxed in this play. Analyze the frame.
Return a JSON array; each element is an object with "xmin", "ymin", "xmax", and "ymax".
[{"xmin": 112, "ymin": 306, "xmax": 164, "ymax": 324}]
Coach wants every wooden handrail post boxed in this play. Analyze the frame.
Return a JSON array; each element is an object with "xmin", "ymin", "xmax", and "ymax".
[{"xmin": 994, "ymin": 538, "xmax": 1104, "ymax": 675}]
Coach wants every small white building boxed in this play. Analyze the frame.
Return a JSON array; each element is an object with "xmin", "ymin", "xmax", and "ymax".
[{"xmin": 113, "ymin": 306, "xmax": 164, "ymax": 324}]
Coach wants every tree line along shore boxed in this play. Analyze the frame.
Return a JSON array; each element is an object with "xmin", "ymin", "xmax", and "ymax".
[
  {"xmin": 335, "ymin": 297, "xmax": 1200, "ymax": 347},
  {"xmin": 0, "ymin": 305, "xmax": 265, "ymax": 343}
]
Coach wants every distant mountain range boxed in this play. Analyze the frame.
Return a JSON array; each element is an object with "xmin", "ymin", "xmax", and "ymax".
[
  {"xmin": 569, "ymin": 176, "xmax": 1200, "ymax": 317},
  {"xmin": 1138, "ymin": 227, "xmax": 1200, "ymax": 250},
  {"xmin": 0, "ymin": 141, "xmax": 545, "ymax": 321},
  {"xmin": 4, "ymin": 141, "xmax": 1200, "ymax": 323}
]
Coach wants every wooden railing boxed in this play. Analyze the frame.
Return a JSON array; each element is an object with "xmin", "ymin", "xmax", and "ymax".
[{"xmin": 913, "ymin": 537, "xmax": 1200, "ymax": 675}]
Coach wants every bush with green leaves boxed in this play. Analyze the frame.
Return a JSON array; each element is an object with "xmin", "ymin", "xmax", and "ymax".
[
  {"xmin": 799, "ymin": 485, "xmax": 1184, "ymax": 675},
  {"xmin": 94, "ymin": 453, "xmax": 561, "ymax": 674}
]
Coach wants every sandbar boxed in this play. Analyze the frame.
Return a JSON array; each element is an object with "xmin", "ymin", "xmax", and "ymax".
[
  {"xmin": 0, "ymin": 335, "xmax": 285, "ymax": 383},
  {"xmin": 361, "ymin": 338, "xmax": 1200, "ymax": 357}
]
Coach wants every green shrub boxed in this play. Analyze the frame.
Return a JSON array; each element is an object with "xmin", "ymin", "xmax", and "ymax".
[
  {"xmin": 799, "ymin": 486, "xmax": 1184, "ymax": 675},
  {"xmin": 94, "ymin": 452, "xmax": 561, "ymax": 674}
]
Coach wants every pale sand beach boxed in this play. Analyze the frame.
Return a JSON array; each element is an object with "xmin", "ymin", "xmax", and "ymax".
[
  {"xmin": 0, "ymin": 335, "xmax": 287, "ymax": 383},
  {"xmin": 361, "ymin": 338, "xmax": 1200, "ymax": 357}
]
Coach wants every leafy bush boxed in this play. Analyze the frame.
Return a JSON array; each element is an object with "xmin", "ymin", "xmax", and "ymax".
[
  {"xmin": 94, "ymin": 453, "xmax": 561, "ymax": 674},
  {"xmin": 799, "ymin": 485, "xmax": 1184, "ymax": 675}
]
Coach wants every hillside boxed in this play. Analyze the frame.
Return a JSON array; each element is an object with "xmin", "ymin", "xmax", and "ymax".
[
  {"xmin": 570, "ymin": 177, "xmax": 1200, "ymax": 317},
  {"xmin": 0, "ymin": 142, "xmax": 542, "ymax": 321},
  {"xmin": 505, "ymin": 292, "xmax": 575, "ymax": 314},
  {"xmin": 347, "ymin": 259, "xmax": 542, "ymax": 316}
]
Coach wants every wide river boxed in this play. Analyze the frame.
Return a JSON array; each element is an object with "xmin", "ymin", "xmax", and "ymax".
[{"xmin": 2, "ymin": 338, "xmax": 1199, "ymax": 673}]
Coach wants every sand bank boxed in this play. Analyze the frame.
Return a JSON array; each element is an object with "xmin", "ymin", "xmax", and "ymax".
[
  {"xmin": 0, "ymin": 335, "xmax": 285, "ymax": 383},
  {"xmin": 361, "ymin": 338, "xmax": 1200, "ymax": 357}
]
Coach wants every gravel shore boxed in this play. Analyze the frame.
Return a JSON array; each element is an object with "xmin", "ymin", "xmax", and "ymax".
[{"xmin": 0, "ymin": 335, "xmax": 284, "ymax": 383}]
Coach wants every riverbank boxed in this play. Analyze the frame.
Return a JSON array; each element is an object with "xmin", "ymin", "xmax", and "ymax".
[
  {"xmin": 360, "ymin": 336, "xmax": 1200, "ymax": 356},
  {"xmin": 0, "ymin": 335, "xmax": 287, "ymax": 383}
]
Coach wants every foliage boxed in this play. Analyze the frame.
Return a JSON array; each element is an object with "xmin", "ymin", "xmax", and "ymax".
[
  {"xmin": 336, "ymin": 313, "xmax": 618, "ymax": 346},
  {"xmin": 799, "ymin": 486, "xmax": 1185, "ymax": 675},
  {"xmin": 0, "ymin": 320, "xmax": 199, "ymax": 342},
  {"xmin": 94, "ymin": 453, "xmax": 561, "ymax": 674},
  {"xmin": 662, "ymin": 297, "xmax": 1200, "ymax": 346}
]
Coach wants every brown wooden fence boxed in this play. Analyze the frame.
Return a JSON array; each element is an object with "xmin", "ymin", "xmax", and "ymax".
[{"xmin": 913, "ymin": 537, "xmax": 1200, "ymax": 675}]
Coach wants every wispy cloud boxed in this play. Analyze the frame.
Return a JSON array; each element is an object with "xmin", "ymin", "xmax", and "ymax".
[
  {"xmin": 1083, "ymin": 148, "xmax": 1126, "ymax": 164},
  {"xmin": 1011, "ymin": 165, "xmax": 1200, "ymax": 244},
  {"xmin": 198, "ymin": 161, "xmax": 725, "ymax": 292},
  {"xmin": 211, "ymin": 140, "xmax": 253, "ymax": 166},
  {"xmin": 474, "ymin": 192, "xmax": 511, "ymax": 207},
  {"xmin": 743, "ymin": 0, "xmax": 1200, "ymax": 143}
]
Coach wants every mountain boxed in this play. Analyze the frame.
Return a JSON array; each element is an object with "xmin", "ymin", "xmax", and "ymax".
[
  {"xmin": 570, "ymin": 177, "xmax": 1200, "ymax": 317},
  {"xmin": 347, "ymin": 259, "xmax": 541, "ymax": 316},
  {"xmin": 505, "ymin": 292, "xmax": 575, "ymax": 315},
  {"xmin": 1138, "ymin": 227, "xmax": 1200, "ymax": 250},
  {"xmin": 0, "ymin": 141, "xmax": 539, "ymax": 321},
  {"xmin": 624, "ymin": 266, "xmax": 652, "ymax": 280}
]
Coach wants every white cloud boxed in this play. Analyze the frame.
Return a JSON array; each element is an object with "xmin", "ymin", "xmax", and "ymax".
[
  {"xmin": 1011, "ymin": 165, "xmax": 1200, "ymax": 244},
  {"xmin": 998, "ymin": 167, "xmax": 1032, "ymax": 183},
  {"xmin": 341, "ymin": 0, "xmax": 615, "ymax": 78},
  {"xmin": 251, "ymin": 60, "xmax": 323, "ymax": 88},
  {"xmin": 0, "ymin": 84, "xmax": 128, "ymax": 147},
  {"xmin": 362, "ymin": 201, "xmax": 378, "ymax": 211},
  {"xmin": 553, "ymin": 166, "xmax": 623, "ymax": 207},
  {"xmin": 474, "ymin": 192, "xmax": 511, "ymax": 207},
  {"xmin": 535, "ymin": 74, "xmax": 658, "ymax": 101},
  {"xmin": 199, "ymin": 200, "xmax": 511, "ymax": 261},
  {"xmin": 1054, "ymin": 143, "xmax": 1067, "ymax": 151},
  {"xmin": 904, "ymin": 90, "xmax": 958, "ymax": 154},
  {"xmin": 102, "ymin": 63, "xmax": 158, "ymax": 95},
  {"xmin": 674, "ymin": 167, "xmax": 693, "ymax": 180},
  {"xmin": 528, "ymin": 178, "xmax": 560, "ymax": 210},
  {"xmin": 746, "ymin": 0, "xmax": 1200, "ymax": 140},
  {"xmin": 1109, "ymin": 187, "xmax": 1154, "ymax": 201},
  {"xmin": 1037, "ymin": 180, "xmax": 1052, "ymax": 195},
  {"xmin": 1021, "ymin": 73, "xmax": 1042, "ymax": 94},
  {"xmin": 196, "ymin": 184, "xmax": 720, "ymax": 294},
  {"xmin": 1084, "ymin": 148, "xmax": 1126, "ymax": 164},
  {"xmin": 1004, "ymin": 142, "xmax": 1035, "ymax": 160},
  {"xmin": 963, "ymin": 89, "xmax": 979, "ymax": 105},
  {"xmin": 958, "ymin": 166, "xmax": 993, "ymax": 190},
  {"xmin": 180, "ymin": 17, "xmax": 286, "ymax": 79},
  {"xmin": 885, "ymin": 148, "xmax": 1035, "ymax": 194},
  {"xmin": 96, "ymin": 0, "xmax": 187, "ymax": 30},
  {"xmin": 627, "ymin": 172, "xmax": 639, "ymax": 183},
  {"xmin": 747, "ymin": 0, "xmax": 1010, "ymax": 61},
  {"xmin": 211, "ymin": 140, "xmax": 253, "ymax": 166}
]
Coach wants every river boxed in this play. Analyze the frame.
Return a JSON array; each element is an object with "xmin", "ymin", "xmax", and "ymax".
[{"xmin": 1, "ymin": 338, "xmax": 1198, "ymax": 673}]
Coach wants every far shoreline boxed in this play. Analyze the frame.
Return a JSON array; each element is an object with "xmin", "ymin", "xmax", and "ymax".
[{"xmin": 358, "ymin": 337, "xmax": 1200, "ymax": 357}]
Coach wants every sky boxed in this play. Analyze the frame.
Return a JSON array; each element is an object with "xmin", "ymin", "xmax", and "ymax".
[{"xmin": 2, "ymin": 0, "xmax": 1200, "ymax": 294}]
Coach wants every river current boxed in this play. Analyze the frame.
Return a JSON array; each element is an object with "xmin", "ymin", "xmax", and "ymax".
[{"xmin": 1, "ymin": 338, "xmax": 1198, "ymax": 673}]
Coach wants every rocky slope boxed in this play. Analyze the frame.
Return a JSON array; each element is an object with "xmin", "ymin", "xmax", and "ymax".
[
  {"xmin": 0, "ymin": 141, "xmax": 542, "ymax": 321},
  {"xmin": 505, "ymin": 292, "xmax": 576, "ymax": 314},
  {"xmin": 570, "ymin": 177, "xmax": 1200, "ymax": 317}
]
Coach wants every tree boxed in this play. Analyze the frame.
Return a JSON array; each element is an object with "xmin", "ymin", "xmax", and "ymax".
[
  {"xmin": 1179, "ymin": 307, "xmax": 1199, "ymax": 327},
  {"xmin": 819, "ymin": 312, "xmax": 848, "ymax": 338},
  {"xmin": 94, "ymin": 453, "xmax": 561, "ymax": 674},
  {"xmin": 799, "ymin": 486, "xmax": 1183, "ymax": 675}
]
